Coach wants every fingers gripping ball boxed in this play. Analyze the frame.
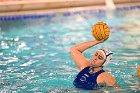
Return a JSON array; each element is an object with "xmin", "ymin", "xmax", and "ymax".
[{"xmin": 92, "ymin": 22, "xmax": 110, "ymax": 41}]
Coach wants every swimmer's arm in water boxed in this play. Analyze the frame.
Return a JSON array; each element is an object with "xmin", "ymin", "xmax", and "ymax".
[
  {"xmin": 103, "ymin": 72, "xmax": 120, "ymax": 88},
  {"xmin": 70, "ymin": 40, "xmax": 105, "ymax": 71}
]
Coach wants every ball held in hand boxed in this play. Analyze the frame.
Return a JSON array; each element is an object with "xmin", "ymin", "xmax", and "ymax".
[{"xmin": 92, "ymin": 22, "xmax": 110, "ymax": 41}]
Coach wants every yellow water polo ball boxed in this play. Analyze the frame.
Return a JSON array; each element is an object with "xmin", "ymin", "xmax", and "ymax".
[
  {"xmin": 92, "ymin": 22, "xmax": 110, "ymax": 41},
  {"xmin": 137, "ymin": 66, "xmax": 140, "ymax": 78}
]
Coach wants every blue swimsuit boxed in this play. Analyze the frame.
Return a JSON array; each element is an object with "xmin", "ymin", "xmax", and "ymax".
[{"xmin": 73, "ymin": 66, "xmax": 105, "ymax": 90}]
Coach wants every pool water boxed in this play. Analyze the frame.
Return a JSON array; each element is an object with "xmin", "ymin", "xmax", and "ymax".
[{"xmin": 0, "ymin": 6, "xmax": 140, "ymax": 93}]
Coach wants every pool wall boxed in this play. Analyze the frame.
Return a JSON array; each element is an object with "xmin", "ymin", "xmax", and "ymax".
[
  {"xmin": 0, "ymin": 0, "xmax": 140, "ymax": 12},
  {"xmin": 0, "ymin": 0, "xmax": 139, "ymax": 17},
  {"xmin": 0, "ymin": 0, "xmax": 105, "ymax": 12},
  {"xmin": 0, "ymin": 4, "xmax": 139, "ymax": 21}
]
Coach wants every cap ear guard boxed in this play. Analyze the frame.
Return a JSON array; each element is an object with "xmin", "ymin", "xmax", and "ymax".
[
  {"xmin": 98, "ymin": 47, "xmax": 113, "ymax": 66},
  {"xmin": 106, "ymin": 53, "xmax": 113, "ymax": 59}
]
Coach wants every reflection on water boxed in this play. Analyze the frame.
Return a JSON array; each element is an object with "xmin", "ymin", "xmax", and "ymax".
[{"xmin": 0, "ymin": 5, "xmax": 140, "ymax": 92}]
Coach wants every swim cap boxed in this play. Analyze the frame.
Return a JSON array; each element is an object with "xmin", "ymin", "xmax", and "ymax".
[{"xmin": 98, "ymin": 47, "xmax": 113, "ymax": 66}]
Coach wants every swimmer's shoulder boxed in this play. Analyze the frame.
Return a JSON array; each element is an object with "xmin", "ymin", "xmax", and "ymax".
[
  {"xmin": 99, "ymin": 71, "xmax": 115, "ymax": 80},
  {"xmin": 97, "ymin": 71, "xmax": 116, "ymax": 86}
]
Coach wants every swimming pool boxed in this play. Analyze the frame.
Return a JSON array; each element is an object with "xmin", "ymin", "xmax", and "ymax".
[{"xmin": 0, "ymin": 5, "xmax": 140, "ymax": 93}]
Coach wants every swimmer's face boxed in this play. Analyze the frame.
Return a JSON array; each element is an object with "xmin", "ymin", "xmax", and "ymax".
[{"xmin": 90, "ymin": 51, "xmax": 105, "ymax": 67}]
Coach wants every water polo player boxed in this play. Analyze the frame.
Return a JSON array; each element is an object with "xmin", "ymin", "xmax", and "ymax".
[{"xmin": 70, "ymin": 40, "xmax": 120, "ymax": 90}]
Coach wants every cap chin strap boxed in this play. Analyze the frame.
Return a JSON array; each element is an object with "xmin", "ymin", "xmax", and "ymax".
[{"xmin": 91, "ymin": 65, "xmax": 103, "ymax": 69}]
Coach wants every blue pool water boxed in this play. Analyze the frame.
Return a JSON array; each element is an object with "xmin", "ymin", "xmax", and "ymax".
[{"xmin": 0, "ymin": 5, "xmax": 140, "ymax": 93}]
